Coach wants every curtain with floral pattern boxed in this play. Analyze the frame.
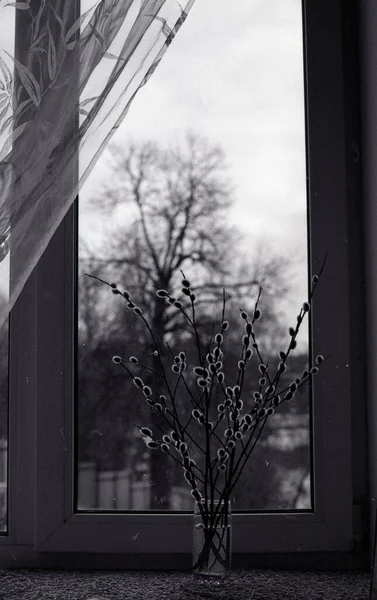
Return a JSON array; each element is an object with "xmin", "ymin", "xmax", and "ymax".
[{"xmin": 0, "ymin": 0, "xmax": 196, "ymax": 328}]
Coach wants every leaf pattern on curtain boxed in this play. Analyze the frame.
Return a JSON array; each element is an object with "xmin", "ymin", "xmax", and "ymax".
[{"xmin": 0, "ymin": 0, "xmax": 196, "ymax": 327}]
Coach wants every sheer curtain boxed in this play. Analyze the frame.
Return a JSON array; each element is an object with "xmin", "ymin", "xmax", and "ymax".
[{"xmin": 0, "ymin": 0, "xmax": 196, "ymax": 328}]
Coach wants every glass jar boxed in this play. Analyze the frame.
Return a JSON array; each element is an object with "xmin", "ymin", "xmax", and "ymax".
[{"xmin": 192, "ymin": 498, "xmax": 232, "ymax": 581}]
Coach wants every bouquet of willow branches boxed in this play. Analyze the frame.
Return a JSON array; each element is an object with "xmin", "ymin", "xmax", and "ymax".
[{"xmin": 88, "ymin": 266, "xmax": 325, "ymax": 572}]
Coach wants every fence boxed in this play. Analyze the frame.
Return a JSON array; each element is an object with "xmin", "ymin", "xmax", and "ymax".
[
  {"xmin": 78, "ymin": 461, "xmax": 193, "ymax": 511},
  {"xmin": 77, "ymin": 414, "xmax": 311, "ymax": 511}
]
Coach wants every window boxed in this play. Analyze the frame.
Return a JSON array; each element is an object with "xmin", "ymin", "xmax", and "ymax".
[
  {"xmin": 0, "ymin": 0, "xmax": 367, "ymax": 569},
  {"xmin": 77, "ymin": 0, "xmax": 311, "ymax": 514}
]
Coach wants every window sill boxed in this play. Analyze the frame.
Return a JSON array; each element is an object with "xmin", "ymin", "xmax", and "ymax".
[{"xmin": 0, "ymin": 567, "xmax": 370, "ymax": 600}]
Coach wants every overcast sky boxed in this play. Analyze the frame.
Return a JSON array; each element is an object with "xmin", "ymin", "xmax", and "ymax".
[
  {"xmin": 79, "ymin": 0, "xmax": 309, "ymax": 342},
  {"xmin": 81, "ymin": 0, "xmax": 307, "ymax": 253}
]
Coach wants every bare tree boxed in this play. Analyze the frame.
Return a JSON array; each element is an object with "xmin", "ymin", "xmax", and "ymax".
[
  {"xmin": 92, "ymin": 133, "xmax": 290, "ymax": 336},
  {"xmin": 82, "ymin": 132, "xmax": 293, "ymax": 509}
]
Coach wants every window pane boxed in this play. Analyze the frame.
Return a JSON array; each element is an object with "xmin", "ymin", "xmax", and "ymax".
[
  {"xmin": 0, "ymin": 9, "xmax": 14, "ymax": 533},
  {"xmin": 76, "ymin": 0, "xmax": 310, "ymax": 512},
  {"xmin": 0, "ymin": 318, "xmax": 8, "ymax": 533}
]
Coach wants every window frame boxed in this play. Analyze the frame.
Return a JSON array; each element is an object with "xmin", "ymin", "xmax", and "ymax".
[{"xmin": 0, "ymin": 0, "xmax": 368, "ymax": 569}]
